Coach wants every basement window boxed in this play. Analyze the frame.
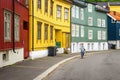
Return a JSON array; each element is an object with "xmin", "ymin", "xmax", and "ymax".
[{"xmin": 3, "ymin": 53, "xmax": 8, "ymax": 62}]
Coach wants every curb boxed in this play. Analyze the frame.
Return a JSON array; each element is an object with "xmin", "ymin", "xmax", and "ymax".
[{"xmin": 33, "ymin": 55, "xmax": 80, "ymax": 80}]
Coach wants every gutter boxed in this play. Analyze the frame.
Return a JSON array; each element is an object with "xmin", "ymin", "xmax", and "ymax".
[
  {"xmin": 12, "ymin": 0, "xmax": 16, "ymax": 53},
  {"xmin": 32, "ymin": 0, "xmax": 34, "ymax": 51}
]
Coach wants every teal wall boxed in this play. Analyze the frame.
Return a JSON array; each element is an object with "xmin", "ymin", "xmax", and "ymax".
[{"xmin": 71, "ymin": 2, "xmax": 107, "ymax": 43}]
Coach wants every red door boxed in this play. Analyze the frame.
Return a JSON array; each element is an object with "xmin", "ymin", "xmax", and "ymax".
[{"xmin": 23, "ymin": 21, "xmax": 29, "ymax": 59}]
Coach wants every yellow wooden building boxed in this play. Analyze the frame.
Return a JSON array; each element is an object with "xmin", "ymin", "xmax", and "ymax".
[
  {"xmin": 109, "ymin": 2, "xmax": 120, "ymax": 12},
  {"xmin": 29, "ymin": 0, "xmax": 72, "ymax": 59}
]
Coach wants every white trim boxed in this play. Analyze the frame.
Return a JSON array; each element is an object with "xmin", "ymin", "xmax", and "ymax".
[{"xmin": 107, "ymin": 14, "xmax": 116, "ymax": 21}]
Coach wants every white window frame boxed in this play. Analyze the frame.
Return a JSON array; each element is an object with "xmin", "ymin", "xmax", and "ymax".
[
  {"xmin": 102, "ymin": 31, "xmax": 106, "ymax": 40},
  {"xmin": 97, "ymin": 18, "xmax": 101, "ymax": 27},
  {"xmin": 88, "ymin": 17, "xmax": 93, "ymax": 26},
  {"xmin": 88, "ymin": 4, "xmax": 92, "ymax": 12},
  {"xmin": 80, "ymin": 8, "xmax": 84, "ymax": 20},
  {"xmin": 88, "ymin": 30, "xmax": 93, "ymax": 40},
  {"xmin": 76, "ymin": 6, "xmax": 79, "ymax": 18},
  {"xmin": 102, "ymin": 19, "xmax": 106, "ymax": 27},
  {"xmin": 72, "ymin": 5, "xmax": 75, "ymax": 18},
  {"xmin": 4, "ymin": 10, "xmax": 11, "ymax": 42},
  {"xmin": 64, "ymin": 8, "xmax": 69, "ymax": 20},
  {"xmin": 14, "ymin": 14, "xmax": 20, "ymax": 41},
  {"xmin": 98, "ymin": 31, "xmax": 101, "ymax": 40},
  {"xmin": 57, "ymin": 5, "xmax": 62, "ymax": 18},
  {"xmin": 76, "ymin": 25, "xmax": 79, "ymax": 37},
  {"xmin": 72, "ymin": 24, "xmax": 76, "ymax": 37},
  {"xmin": 81, "ymin": 26, "xmax": 84, "ymax": 37}
]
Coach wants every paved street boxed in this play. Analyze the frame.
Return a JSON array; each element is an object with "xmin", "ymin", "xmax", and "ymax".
[{"xmin": 44, "ymin": 50, "xmax": 120, "ymax": 80}]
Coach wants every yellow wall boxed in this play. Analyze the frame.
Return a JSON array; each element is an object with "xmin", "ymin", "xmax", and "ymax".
[
  {"xmin": 110, "ymin": 6, "xmax": 120, "ymax": 13},
  {"xmin": 29, "ymin": 0, "xmax": 71, "ymax": 51}
]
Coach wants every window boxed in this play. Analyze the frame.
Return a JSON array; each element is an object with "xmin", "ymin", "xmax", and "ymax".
[
  {"xmin": 72, "ymin": 24, "xmax": 79, "ymax": 37},
  {"xmin": 64, "ymin": 8, "xmax": 69, "ymax": 20},
  {"xmin": 72, "ymin": 5, "xmax": 75, "ymax": 18},
  {"xmin": 98, "ymin": 31, "xmax": 101, "ymax": 40},
  {"xmin": 37, "ymin": 21, "xmax": 42, "ymax": 40},
  {"xmin": 88, "ymin": 30, "xmax": 93, "ymax": 39},
  {"xmin": 97, "ymin": 18, "xmax": 101, "ymax": 27},
  {"xmin": 38, "ymin": 0, "xmax": 41, "ymax": 9},
  {"xmin": 76, "ymin": 6, "xmax": 79, "ymax": 18},
  {"xmin": 76, "ymin": 25, "xmax": 79, "ymax": 37},
  {"xmin": 4, "ymin": 10, "xmax": 11, "ymax": 41},
  {"xmin": 25, "ymin": 0, "xmax": 29, "ymax": 8},
  {"xmin": 50, "ymin": 26, "xmax": 53, "ymax": 40},
  {"xmin": 111, "ymin": 19, "xmax": 116, "ymax": 23},
  {"xmin": 102, "ymin": 31, "xmax": 106, "ymax": 40},
  {"xmin": 50, "ymin": 0, "xmax": 53, "ymax": 16},
  {"xmin": 80, "ymin": 8, "xmax": 84, "ymax": 20},
  {"xmin": 88, "ymin": 17, "xmax": 93, "ymax": 26},
  {"xmin": 88, "ymin": 4, "xmax": 92, "ymax": 12},
  {"xmin": 44, "ymin": 24, "xmax": 48, "ymax": 40},
  {"xmin": 71, "ymin": 5, "xmax": 79, "ymax": 18},
  {"xmin": 102, "ymin": 19, "xmax": 105, "ymax": 27},
  {"xmin": 57, "ymin": 5, "xmax": 62, "ymax": 18},
  {"xmin": 23, "ymin": 21, "xmax": 28, "ymax": 30},
  {"xmin": 81, "ymin": 26, "xmax": 84, "ymax": 37},
  {"xmin": 45, "ymin": 0, "xmax": 48, "ymax": 13},
  {"xmin": 14, "ymin": 14, "xmax": 20, "ymax": 41},
  {"xmin": 72, "ymin": 24, "xmax": 76, "ymax": 37},
  {"xmin": 3, "ymin": 53, "xmax": 8, "ymax": 62}
]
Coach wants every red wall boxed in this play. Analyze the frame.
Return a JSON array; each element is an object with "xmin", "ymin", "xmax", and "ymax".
[{"xmin": 0, "ymin": 0, "xmax": 29, "ymax": 58}]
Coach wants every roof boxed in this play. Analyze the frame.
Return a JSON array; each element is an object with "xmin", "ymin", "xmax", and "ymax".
[{"xmin": 108, "ymin": 11, "xmax": 120, "ymax": 21}]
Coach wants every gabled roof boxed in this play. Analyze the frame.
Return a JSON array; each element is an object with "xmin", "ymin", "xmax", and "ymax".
[{"xmin": 108, "ymin": 11, "xmax": 120, "ymax": 21}]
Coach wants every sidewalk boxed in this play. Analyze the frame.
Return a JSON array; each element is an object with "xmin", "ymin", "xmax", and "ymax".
[{"xmin": 0, "ymin": 53, "xmax": 80, "ymax": 80}]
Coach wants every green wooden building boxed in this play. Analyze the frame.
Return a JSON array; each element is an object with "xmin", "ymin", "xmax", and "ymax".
[{"xmin": 71, "ymin": 1, "xmax": 109, "ymax": 53}]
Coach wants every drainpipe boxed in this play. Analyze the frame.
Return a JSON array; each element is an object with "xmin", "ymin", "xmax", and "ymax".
[
  {"xmin": 70, "ymin": 5, "xmax": 72, "ymax": 53},
  {"xmin": 32, "ymin": 0, "xmax": 34, "ymax": 51},
  {"xmin": 12, "ymin": 0, "xmax": 16, "ymax": 53}
]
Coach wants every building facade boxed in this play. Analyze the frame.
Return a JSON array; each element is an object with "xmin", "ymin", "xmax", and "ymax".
[
  {"xmin": 109, "ymin": 2, "xmax": 120, "ymax": 13},
  {"xmin": 107, "ymin": 11, "xmax": 120, "ymax": 49},
  {"xmin": 0, "ymin": 0, "xmax": 29, "ymax": 67},
  {"xmin": 29, "ymin": 0, "xmax": 72, "ymax": 59},
  {"xmin": 71, "ymin": 1, "xmax": 109, "ymax": 53}
]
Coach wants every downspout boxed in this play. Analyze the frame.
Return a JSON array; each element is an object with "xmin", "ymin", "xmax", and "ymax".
[
  {"xmin": 70, "ymin": 5, "xmax": 72, "ymax": 53},
  {"xmin": 32, "ymin": 0, "xmax": 34, "ymax": 51},
  {"xmin": 12, "ymin": 0, "xmax": 16, "ymax": 53}
]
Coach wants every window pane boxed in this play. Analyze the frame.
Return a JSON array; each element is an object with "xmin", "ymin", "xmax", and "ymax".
[
  {"xmin": 50, "ymin": 0, "xmax": 53, "ymax": 15},
  {"xmin": 102, "ymin": 19, "xmax": 105, "ymax": 27},
  {"xmin": 37, "ymin": 21, "xmax": 42, "ymax": 40},
  {"xmin": 45, "ymin": 0, "xmax": 48, "ymax": 12},
  {"xmin": 38, "ymin": 0, "xmax": 41, "ymax": 9},
  {"xmin": 88, "ymin": 17, "xmax": 93, "ymax": 26},
  {"xmin": 81, "ymin": 26, "xmax": 84, "ymax": 37},
  {"xmin": 76, "ymin": 6, "xmax": 79, "ymax": 18},
  {"xmin": 76, "ymin": 25, "xmax": 79, "ymax": 37},
  {"xmin": 50, "ymin": 26, "xmax": 53, "ymax": 40},
  {"xmin": 72, "ymin": 24, "xmax": 75, "ymax": 37},
  {"xmin": 64, "ymin": 8, "xmax": 69, "ymax": 20},
  {"xmin": 14, "ymin": 14, "xmax": 20, "ymax": 41},
  {"xmin": 80, "ymin": 8, "xmax": 84, "ymax": 20},
  {"xmin": 4, "ymin": 10, "xmax": 11, "ymax": 41},
  {"xmin": 88, "ymin": 30, "xmax": 93, "ymax": 39},
  {"xmin": 44, "ymin": 24, "xmax": 48, "ymax": 40},
  {"xmin": 57, "ymin": 5, "xmax": 62, "ymax": 18},
  {"xmin": 88, "ymin": 4, "xmax": 92, "ymax": 12},
  {"xmin": 72, "ymin": 5, "xmax": 75, "ymax": 18},
  {"xmin": 97, "ymin": 18, "xmax": 101, "ymax": 27},
  {"xmin": 98, "ymin": 31, "xmax": 101, "ymax": 40}
]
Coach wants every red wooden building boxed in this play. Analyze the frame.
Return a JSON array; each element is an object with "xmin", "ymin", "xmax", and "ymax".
[{"xmin": 0, "ymin": 0, "xmax": 29, "ymax": 67}]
